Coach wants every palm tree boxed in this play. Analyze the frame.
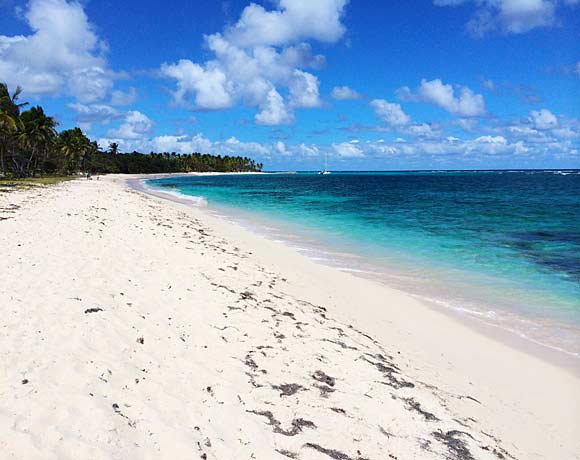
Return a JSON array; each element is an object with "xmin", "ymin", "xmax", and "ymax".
[
  {"xmin": 59, "ymin": 128, "xmax": 91, "ymax": 174},
  {"xmin": 0, "ymin": 84, "xmax": 28, "ymax": 117},
  {"xmin": 18, "ymin": 106, "xmax": 58, "ymax": 175},
  {"xmin": 0, "ymin": 84, "xmax": 28, "ymax": 176},
  {"xmin": 108, "ymin": 142, "xmax": 119, "ymax": 155},
  {"xmin": 0, "ymin": 110, "xmax": 16, "ymax": 174}
]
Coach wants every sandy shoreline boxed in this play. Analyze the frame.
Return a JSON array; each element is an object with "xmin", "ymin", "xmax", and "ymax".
[
  {"xmin": 137, "ymin": 174, "xmax": 580, "ymax": 373},
  {"xmin": 1, "ymin": 175, "xmax": 579, "ymax": 459}
]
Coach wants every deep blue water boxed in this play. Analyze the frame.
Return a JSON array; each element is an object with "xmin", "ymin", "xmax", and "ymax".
[{"xmin": 148, "ymin": 171, "xmax": 580, "ymax": 356}]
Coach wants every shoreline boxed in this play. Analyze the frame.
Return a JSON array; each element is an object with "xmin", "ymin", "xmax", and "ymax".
[
  {"xmin": 1, "ymin": 174, "xmax": 579, "ymax": 459},
  {"xmin": 136, "ymin": 174, "xmax": 580, "ymax": 376}
]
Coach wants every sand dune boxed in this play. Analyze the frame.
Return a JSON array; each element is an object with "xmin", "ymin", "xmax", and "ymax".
[{"xmin": 0, "ymin": 176, "xmax": 578, "ymax": 460}]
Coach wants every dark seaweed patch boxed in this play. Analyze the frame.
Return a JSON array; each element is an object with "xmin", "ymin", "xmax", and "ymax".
[
  {"xmin": 312, "ymin": 370, "xmax": 335, "ymax": 387},
  {"xmin": 403, "ymin": 398, "xmax": 439, "ymax": 421},
  {"xmin": 247, "ymin": 410, "xmax": 316, "ymax": 436},
  {"xmin": 432, "ymin": 430, "xmax": 474, "ymax": 460},
  {"xmin": 304, "ymin": 443, "xmax": 369, "ymax": 460},
  {"xmin": 271, "ymin": 383, "xmax": 305, "ymax": 397}
]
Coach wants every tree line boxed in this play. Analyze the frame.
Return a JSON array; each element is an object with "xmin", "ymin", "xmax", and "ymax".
[{"xmin": 0, "ymin": 83, "xmax": 263, "ymax": 178}]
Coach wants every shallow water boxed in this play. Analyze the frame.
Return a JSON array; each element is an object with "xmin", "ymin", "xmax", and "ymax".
[{"xmin": 147, "ymin": 171, "xmax": 580, "ymax": 358}]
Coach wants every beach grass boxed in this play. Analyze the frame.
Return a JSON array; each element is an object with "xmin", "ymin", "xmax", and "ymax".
[{"xmin": 0, "ymin": 176, "xmax": 77, "ymax": 191}]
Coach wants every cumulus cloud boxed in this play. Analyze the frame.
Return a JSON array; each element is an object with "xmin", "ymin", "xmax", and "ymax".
[
  {"xmin": 95, "ymin": 119, "xmax": 579, "ymax": 166},
  {"xmin": 107, "ymin": 111, "xmax": 154, "ymax": 140},
  {"xmin": 111, "ymin": 87, "xmax": 138, "ymax": 106},
  {"xmin": 275, "ymin": 141, "xmax": 288, "ymax": 155},
  {"xmin": 150, "ymin": 134, "xmax": 213, "ymax": 154},
  {"xmin": 434, "ymin": 0, "xmax": 576, "ymax": 36},
  {"xmin": 289, "ymin": 70, "xmax": 322, "ymax": 108},
  {"xmin": 370, "ymin": 99, "xmax": 411, "ymax": 127},
  {"xmin": 0, "ymin": 0, "xmax": 113, "ymax": 102},
  {"xmin": 325, "ymin": 135, "xmax": 541, "ymax": 160},
  {"xmin": 495, "ymin": 110, "xmax": 579, "ymax": 144},
  {"xmin": 160, "ymin": 59, "xmax": 233, "ymax": 110},
  {"xmin": 367, "ymin": 98, "xmax": 441, "ymax": 139},
  {"xmin": 223, "ymin": 0, "xmax": 348, "ymax": 48},
  {"xmin": 255, "ymin": 88, "xmax": 295, "ymax": 125},
  {"xmin": 398, "ymin": 79, "xmax": 486, "ymax": 117},
  {"xmin": 97, "ymin": 132, "xmax": 291, "ymax": 158},
  {"xmin": 530, "ymin": 108, "xmax": 558, "ymax": 129},
  {"xmin": 68, "ymin": 103, "xmax": 123, "ymax": 131},
  {"xmin": 160, "ymin": 0, "xmax": 348, "ymax": 125},
  {"xmin": 295, "ymin": 143, "xmax": 320, "ymax": 157},
  {"xmin": 453, "ymin": 118, "xmax": 479, "ymax": 132},
  {"xmin": 331, "ymin": 85, "xmax": 361, "ymax": 100},
  {"xmin": 365, "ymin": 135, "xmax": 529, "ymax": 157},
  {"xmin": 333, "ymin": 140, "xmax": 364, "ymax": 157}
]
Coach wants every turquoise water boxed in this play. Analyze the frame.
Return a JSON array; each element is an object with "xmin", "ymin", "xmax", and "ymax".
[{"xmin": 147, "ymin": 171, "xmax": 580, "ymax": 357}]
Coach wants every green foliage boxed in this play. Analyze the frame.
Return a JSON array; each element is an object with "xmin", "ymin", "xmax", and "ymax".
[
  {"xmin": 0, "ymin": 83, "xmax": 263, "ymax": 178},
  {"xmin": 86, "ymin": 151, "xmax": 262, "ymax": 174},
  {"xmin": 0, "ymin": 176, "xmax": 76, "ymax": 191}
]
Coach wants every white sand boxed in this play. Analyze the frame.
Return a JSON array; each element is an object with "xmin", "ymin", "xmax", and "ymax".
[{"xmin": 0, "ymin": 175, "xmax": 578, "ymax": 460}]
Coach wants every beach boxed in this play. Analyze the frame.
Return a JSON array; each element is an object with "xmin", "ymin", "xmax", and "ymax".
[{"xmin": 1, "ymin": 175, "xmax": 578, "ymax": 460}]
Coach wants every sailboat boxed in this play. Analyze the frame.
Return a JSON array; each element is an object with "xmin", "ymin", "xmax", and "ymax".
[{"xmin": 319, "ymin": 153, "xmax": 330, "ymax": 175}]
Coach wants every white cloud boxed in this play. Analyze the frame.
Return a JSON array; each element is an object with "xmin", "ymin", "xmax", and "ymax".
[
  {"xmin": 160, "ymin": 1, "xmax": 348, "ymax": 125},
  {"xmin": 367, "ymin": 99, "xmax": 441, "ymax": 139},
  {"xmin": 68, "ymin": 103, "xmax": 122, "ymax": 130},
  {"xmin": 454, "ymin": 118, "xmax": 479, "ymax": 132},
  {"xmin": 98, "ymin": 133, "xmax": 277, "ymax": 157},
  {"xmin": 0, "ymin": 0, "xmax": 113, "ymax": 102},
  {"xmin": 96, "ymin": 124, "xmax": 579, "ymax": 164},
  {"xmin": 398, "ymin": 79, "xmax": 486, "ymax": 117},
  {"xmin": 221, "ymin": 136, "xmax": 275, "ymax": 156},
  {"xmin": 333, "ymin": 140, "xmax": 364, "ymax": 157},
  {"xmin": 223, "ymin": 0, "xmax": 349, "ymax": 48},
  {"xmin": 507, "ymin": 125, "xmax": 541, "ymax": 137},
  {"xmin": 434, "ymin": 0, "xmax": 573, "ymax": 36},
  {"xmin": 289, "ymin": 70, "xmax": 322, "ymax": 108},
  {"xmin": 111, "ymin": 87, "xmax": 138, "ymax": 106},
  {"xmin": 275, "ymin": 141, "xmax": 293, "ymax": 156},
  {"xmin": 552, "ymin": 127, "xmax": 580, "ymax": 138},
  {"xmin": 530, "ymin": 108, "xmax": 558, "ymax": 129},
  {"xmin": 256, "ymin": 88, "xmax": 295, "ymax": 125},
  {"xmin": 160, "ymin": 59, "xmax": 233, "ymax": 110},
  {"xmin": 107, "ymin": 111, "xmax": 154, "ymax": 139},
  {"xmin": 295, "ymin": 143, "xmax": 320, "ymax": 157},
  {"xmin": 151, "ymin": 134, "xmax": 213, "ymax": 154},
  {"xmin": 495, "ymin": 110, "xmax": 579, "ymax": 144},
  {"xmin": 370, "ymin": 99, "xmax": 411, "ymax": 127},
  {"xmin": 405, "ymin": 123, "xmax": 440, "ymax": 138},
  {"xmin": 366, "ymin": 135, "xmax": 530, "ymax": 157},
  {"xmin": 331, "ymin": 85, "xmax": 361, "ymax": 100}
]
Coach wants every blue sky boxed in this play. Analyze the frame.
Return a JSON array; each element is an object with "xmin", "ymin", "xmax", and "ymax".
[{"xmin": 0, "ymin": 0, "xmax": 579, "ymax": 170}]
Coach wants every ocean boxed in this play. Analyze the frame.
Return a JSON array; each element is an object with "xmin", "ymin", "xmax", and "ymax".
[{"xmin": 147, "ymin": 171, "xmax": 580, "ymax": 360}]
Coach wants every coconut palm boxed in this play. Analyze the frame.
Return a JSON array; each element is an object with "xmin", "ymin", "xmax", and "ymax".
[
  {"xmin": 18, "ymin": 106, "xmax": 58, "ymax": 175},
  {"xmin": 59, "ymin": 128, "xmax": 91, "ymax": 173},
  {"xmin": 108, "ymin": 142, "xmax": 119, "ymax": 155},
  {"xmin": 0, "ymin": 110, "xmax": 16, "ymax": 173},
  {"xmin": 0, "ymin": 84, "xmax": 29, "ymax": 175}
]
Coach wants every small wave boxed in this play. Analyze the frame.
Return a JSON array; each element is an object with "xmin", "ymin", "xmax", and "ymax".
[
  {"xmin": 145, "ymin": 183, "xmax": 208, "ymax": 207},
  {"xmin": 411, "ymin": 293, "xmax": 580, "ymax": 359},
  {"xmin": 336, "ymin": 266, "xmax": 383, "ymax": 275},
  {"xmin": 165, "ymin": 191, "xmax": 208, "ymax": 207}
]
